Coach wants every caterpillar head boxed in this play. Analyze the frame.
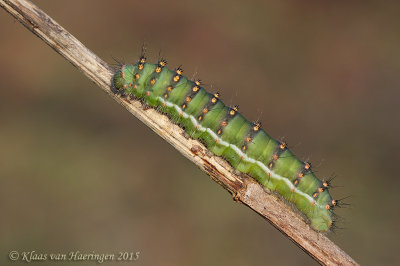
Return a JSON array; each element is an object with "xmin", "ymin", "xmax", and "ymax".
[{"xmin": 113, "ymin": 65, "xmax": 136, "ymax": 94}]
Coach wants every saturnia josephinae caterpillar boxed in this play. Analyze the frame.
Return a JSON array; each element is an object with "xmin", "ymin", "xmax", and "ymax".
[{"xmin": 113, "ymin": 54, "xmax": 342, "ymax": 232}]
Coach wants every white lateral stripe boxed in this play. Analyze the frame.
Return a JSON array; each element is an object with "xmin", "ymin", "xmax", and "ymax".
[{"xmin": 159, "ymin": 97, "xmax": 321, "ymax": 209}]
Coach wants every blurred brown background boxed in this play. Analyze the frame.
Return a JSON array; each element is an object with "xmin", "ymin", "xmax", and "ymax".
[{"xmin": 1, "ymin": 1, "xmax": 399, "ymax": 265}]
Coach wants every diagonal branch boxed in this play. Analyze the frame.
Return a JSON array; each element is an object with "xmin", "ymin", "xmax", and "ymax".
[{"xmin": 0, "ymin": 0, "xmax": 358, "ymax": 265}]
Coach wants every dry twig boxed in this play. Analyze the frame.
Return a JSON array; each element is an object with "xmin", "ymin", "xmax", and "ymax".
[{"xmin": 0, "ymin": 0, "xmax": 358, "ymax": 265}]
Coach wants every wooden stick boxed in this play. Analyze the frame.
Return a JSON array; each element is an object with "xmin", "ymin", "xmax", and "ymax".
[{"xmin": 0, "ymin": 0, "xmax": 358, "ymax": 265}]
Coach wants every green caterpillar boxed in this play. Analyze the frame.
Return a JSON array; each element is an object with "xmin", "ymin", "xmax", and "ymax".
[{"xmin": 113, "ymin": 56, "xmax": 340, "ymax": 232}]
